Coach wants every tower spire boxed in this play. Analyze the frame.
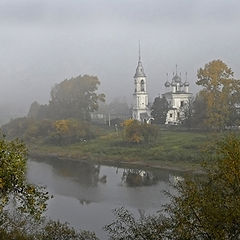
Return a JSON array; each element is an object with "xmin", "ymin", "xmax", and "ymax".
[
  {"xmin": 176, "ymin": 64, "xmax": 178, "ymax": 74},
  {"xmin": 138, "ymin": 40, "xmax": 141, "ymax": 62}
]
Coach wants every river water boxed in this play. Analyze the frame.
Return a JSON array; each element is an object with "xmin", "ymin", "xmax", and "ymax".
[{"xmin": 27, "ymin": 158, "xmax": 183, "ymax": 239}]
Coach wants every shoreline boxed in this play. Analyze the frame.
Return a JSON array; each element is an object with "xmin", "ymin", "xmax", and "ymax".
[
  {"xmin": 27, "ymin": 130, "xmax": 210, "ymax": 174},
  {"xmin": 29, "ymin": 149, "xmax": 204, "ymax": 174}
]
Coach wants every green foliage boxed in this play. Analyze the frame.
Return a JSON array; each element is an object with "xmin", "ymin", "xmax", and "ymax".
[
  {"xmin": 1, "ymin": 117, "xmax": 35, "ymax": 139},
  {"xmin": 122, "ymin": 119, "xmax": 159, "ymax": 144},
  {"xmin": 105, "ymin": 208, "xmax": 166, "ymax": 240},
  {"xmin": 0, "ymin": 135, "xmax": 98, "ymax": 240},
  {"xmin": 0, "ymin": 136, "xmax": 48, "ymax": 218},
  {"xmin": 0, "ymin": 211, "xmax": 98, "ymax": 240},
  {"xmin": 2, "ymin": 118, "xmax": 99, "ymax": 145},
  {"xmin": 164, "ymin": 134, "xmax": 240, "ymax": 239},
  {"xmin": 106, "ymin": 134, "xmax": 240, "ymax": 239},
  {"xmin": 32, "ymin": 130, "xmax": 208, "ymax": 170},
  {"xmin": 49, "ymin": 119, "xmax": 96, "ymax": 145},
  {"xmin": 151, "ymin": 96, "xmax": 169, "ymax": 124},
  {"xmin": 39, "ymin": 220, "xmax": 98, "ymax": 240}
]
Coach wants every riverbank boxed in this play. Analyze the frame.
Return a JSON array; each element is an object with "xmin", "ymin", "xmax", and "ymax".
[{"xmin": 28, "ymin": 130, "xmax": 216, "ymax": 172}]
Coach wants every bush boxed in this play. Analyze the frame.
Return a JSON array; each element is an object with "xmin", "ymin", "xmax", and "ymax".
[
  {"xmin": 122, "ymin": 119, "xmax": 159, "ymax": 144},
  {"xmin": 2, "ymin": 118, "xmax": 99, "ymax": 145}
]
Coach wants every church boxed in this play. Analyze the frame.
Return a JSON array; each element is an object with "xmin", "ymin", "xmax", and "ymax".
[
  {"xmin": 131, "ymin": 47, "xmax": 192, "ymax": 125},
  {"xmin": 163, "ymin": 67, "xmax": 192, "ymax": 124}
]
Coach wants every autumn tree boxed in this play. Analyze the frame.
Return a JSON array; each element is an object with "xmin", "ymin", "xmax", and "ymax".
[
  {"xmin": 196, "ymin": 60, "xmax": 240, "ymax": 130},
  {"xmin": 151, "ymin": 96, "xmax": 169, "ymax": 124},
  {"xmin": 48, "ymin": 75, "xmax": 105, "ymax": 120},
  {"xmin": 0, "ymin": 136, "xmax": 48, "ymax": 218}
]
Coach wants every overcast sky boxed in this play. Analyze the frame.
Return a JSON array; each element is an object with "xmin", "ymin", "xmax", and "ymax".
[{"xmin": 0, "ymin": 0, "xmax": 240, "ymax": 119}]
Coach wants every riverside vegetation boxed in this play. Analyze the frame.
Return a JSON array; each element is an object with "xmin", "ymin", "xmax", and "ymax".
[
  {"xmin": 1, "ymin": 132, "xmax": 240, "ymax": 239},
  {"xmin": 2, "ymin": 116, "xmax": 215, "ymax": 171}
]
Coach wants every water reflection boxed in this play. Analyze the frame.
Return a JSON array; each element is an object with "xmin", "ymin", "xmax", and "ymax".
[
  {"xmin": 27, "ymin": 158, "xmax": 183, "ymax": 238},
  {"xmin": 50, "ymin": 160, "xmax": 103, "ymax": 187},
  {"xmin": 122, "ymin": 169, "xmax": 160, "ymax": 186}
]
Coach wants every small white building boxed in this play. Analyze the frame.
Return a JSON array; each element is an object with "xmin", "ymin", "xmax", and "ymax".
[
  {"xmin": 132, "ymin": 48, "xmax": 151, "ymax": 122},
  {"xmin": 163, "ymin": 68, "xmax": 192, "ymax": 125}
]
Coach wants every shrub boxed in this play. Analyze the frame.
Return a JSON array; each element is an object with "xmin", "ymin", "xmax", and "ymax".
[{"xmin": 122, "ymin": 119, "xmax": 159, "ymax": 144}]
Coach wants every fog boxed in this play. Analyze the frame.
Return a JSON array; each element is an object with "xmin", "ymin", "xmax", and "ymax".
[{"xmin": 0, "ymin": 0, "xmax": 240, "ymax": 123}]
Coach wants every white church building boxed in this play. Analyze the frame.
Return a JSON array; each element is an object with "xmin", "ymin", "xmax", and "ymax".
[
  {"xmin": 132, "ymin": 48, "xmax": 151, "ymax": 122},
  {"xmin": 163, "ymin": 67, "xmax": 192, "ymax": 125},
  {"xmin": 131, "ymin": 44, "xmax": 192, "ymax": 125}
]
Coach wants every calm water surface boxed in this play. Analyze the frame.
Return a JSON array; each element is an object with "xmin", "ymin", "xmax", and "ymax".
[{"xmin": 27, "ymin": 158, "xmax": 183, "ymax": 239}]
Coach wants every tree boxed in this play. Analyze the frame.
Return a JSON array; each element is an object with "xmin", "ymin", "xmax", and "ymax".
[
  {"xmin": 0, "ymin": 136, "xmax": 48, "ymax": 218},
  {"xmin": 0, "ymin": 136, "xmax": 98, "ymax": 239},
  {"xmin": 39, "ymin": 220, "xmax": 98, "ymax": 240},
  {"xmin": 151, "ymin": 96, "xmax": 169, "ymax": 124},
  {"xmin": 181, "ymin": 96, "xmax": 209, "ymax": 129},
  {"xmin": 191, "ymin": 92, "xmax": 208, "ymax": 128},
  {"xmin": 106, "ymin": 134, "xmax": 240, "ymax": 239},
  {"xmin": 164, "ymin": 134, "xmax": 240, "ymax": 239},
  {"xmin": 0, "ymin": 210, "xmax": 99, "ymax": 240},
  {"xmin": 196, "ymin": 60, "xmax": 240, "ymax": 130},
  {"xmin": 105, "ymin": 208, "xmax": 166, "ymax": 240},
  {"xmin": 49, "ymin": 75, "xmax": 105, "ymax": 120},
  {"xmin": 28, "ymin": 101, "xmax": 49, "ymax": 120}
]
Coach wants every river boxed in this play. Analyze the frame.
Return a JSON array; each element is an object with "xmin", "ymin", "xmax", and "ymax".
[{"xmin": 27, "ymin": 158, "xmax": 184, "ymax": 239}]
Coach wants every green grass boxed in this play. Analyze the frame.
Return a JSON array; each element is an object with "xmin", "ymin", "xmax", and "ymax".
[{"xmin": 29, "ymin": 130, "xmax": 218, "ymax": 171}]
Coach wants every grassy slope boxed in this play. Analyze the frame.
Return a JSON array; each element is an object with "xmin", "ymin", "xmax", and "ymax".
[{"xmin": 29, "ymin": 130, "xmax": 213, "ymax": 171}]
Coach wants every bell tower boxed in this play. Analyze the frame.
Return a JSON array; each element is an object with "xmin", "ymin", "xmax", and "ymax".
[{"xmin": 132, "ymin": 43, "xmax": 150, "ymax": 121}]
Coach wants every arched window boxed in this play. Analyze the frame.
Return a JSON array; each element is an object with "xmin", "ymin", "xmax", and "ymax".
[{"xmin": 141, "ymin": 80, "xmax": 145, "ymax": 91}]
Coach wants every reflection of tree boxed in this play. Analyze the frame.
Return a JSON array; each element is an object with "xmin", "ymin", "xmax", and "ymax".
[
  {"xmin": 33, "ymin": 158, "xmax": 109, "ymax": 205},
  {"xmin": 38, "ymin": 158, "xmax": 107, "ymax": 187},
  {"xmin": 53, "ymin": 160, "xmax": 102, "ymax": 186}
]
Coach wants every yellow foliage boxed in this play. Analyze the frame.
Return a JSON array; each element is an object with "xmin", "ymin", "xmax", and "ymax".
[
  {"xmin": 122, "ymin": 119, "xmax": 135, "ymax": 127},
  {"xmin": 197, "ymin": 59, "xmax": 240, "ymax": 130},
  {"xmin": 0, "ymin": 178, "xmax": 3, "ymax": 189},
  {"xmin": 122, "ymin": 119, "xmax": 158, "ymax": 144},
  {"xmin": 54, "ymin": 120, "xmax": 71, "ymax": 135}
]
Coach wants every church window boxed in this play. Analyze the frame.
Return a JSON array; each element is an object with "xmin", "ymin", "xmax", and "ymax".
[
  {"xmin": 141, "ymin": 80, "xmax": 145, "ymax": 91},
  {"xmin": 180, "ymin": 101, "xmax": 184, "ymax": 107},
  {"xmin": 170, "ymin": 113, "xmax": 173, "ymax": 118},
  {"xmin": 177, "ymin": 112, "xmax": 180, "ymax": 118}
]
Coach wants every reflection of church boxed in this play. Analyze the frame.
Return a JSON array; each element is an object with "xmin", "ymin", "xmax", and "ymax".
[{"xmin": 163, "ymin": 67, "xmax": 192, "ymax": 125}]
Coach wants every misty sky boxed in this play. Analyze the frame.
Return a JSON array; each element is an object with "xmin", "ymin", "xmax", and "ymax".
[{"xmin": 0, "ymin": 0, "xmax": 240, "ymax": 119}]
